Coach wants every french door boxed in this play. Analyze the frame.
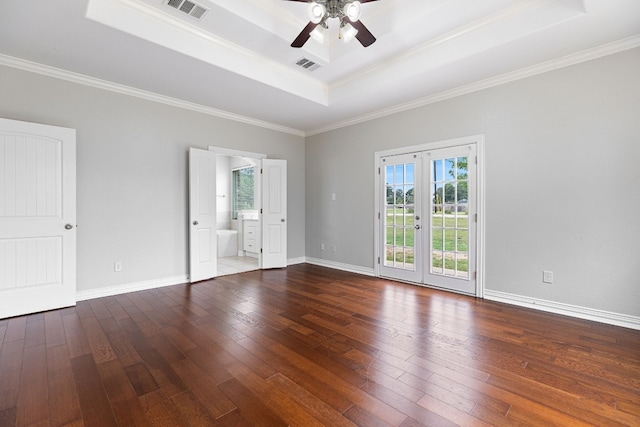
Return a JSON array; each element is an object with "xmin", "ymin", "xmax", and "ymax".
[
  {"xmin": 379, "ymin": 143, "xmax": 478, "ymax": 295},
  {"xmin": 378, "ymin": 153, "xmax": 423, "ymax": 283}
]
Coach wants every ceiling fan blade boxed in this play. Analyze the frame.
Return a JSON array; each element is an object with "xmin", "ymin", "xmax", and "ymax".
[
  {"xmin": 359, "ymin": 0, "xmax": 380, "ymax": 3},
  {"xmin": 350, "ymin": 20, "xmax": 376, "ymax": 47},
  {"xmin": 291, "ymin": 21, "xmax": 319, "ymax": 48}
]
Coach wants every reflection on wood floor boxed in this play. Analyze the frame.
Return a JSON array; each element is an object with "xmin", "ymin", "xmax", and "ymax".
[{"xmin": 0, "ymin": 263, "xmax": 638, "ymax": 426}]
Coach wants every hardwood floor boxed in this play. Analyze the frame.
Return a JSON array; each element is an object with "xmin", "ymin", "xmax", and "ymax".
[{"xmin": 0, "ymin": 264, "xmax": 639, "ymax": 426}]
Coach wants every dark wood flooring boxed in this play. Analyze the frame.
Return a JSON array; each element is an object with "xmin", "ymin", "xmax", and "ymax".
[{"xmin": 0, "ymin": 264, "xmax": 639, "ymax": 426}]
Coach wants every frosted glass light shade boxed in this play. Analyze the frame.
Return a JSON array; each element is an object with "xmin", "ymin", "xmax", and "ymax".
[
  {"xmin": 342, "ymin": 22, "xmax": 358, "ymax": 43},
  {"xmin": 343, "ymin": 1, "xmax": 362, "ymax": 22},
  {"xmin": 307, "ymin": 2, "xmax": 326, "ymax": 24},
  {"xmin": 310, "ymin": 25, "xmax": 325, "ymax": 43}
]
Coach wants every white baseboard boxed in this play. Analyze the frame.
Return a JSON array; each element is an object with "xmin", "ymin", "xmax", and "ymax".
[
  {"xmin": 484, "ymin": 289, "xmax": 640, "ymax": 331},
  {"xmin": 305, "ymin": 257, "xmax": 375, "ymax": 277},
  {"xmin": 76, "ymin": 275, "xmax": 189, "ymax": 302},
  {"xmin": 76, "ymin": 258, "xmax": 304, "ymax": 302},
  {"xmin": 74, "ymin": 265, "xmax": 639, "ymax": 332}
]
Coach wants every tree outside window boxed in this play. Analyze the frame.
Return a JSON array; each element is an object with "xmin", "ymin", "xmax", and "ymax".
[{"xmin": 232, "ymin": 167, "xmax": 254, "ymax": 219}]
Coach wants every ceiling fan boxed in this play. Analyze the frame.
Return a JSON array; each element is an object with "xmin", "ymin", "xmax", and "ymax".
[{"xmin": 286, "ymin": 0, "xmax": 379, "ymax": 48}]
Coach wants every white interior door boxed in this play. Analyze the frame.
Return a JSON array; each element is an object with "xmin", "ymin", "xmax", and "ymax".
[
  {"xmin": 261, "ymin": 159, "xmax": 287, "ymax": 269},
  {"xmin": 189, "ymin": 148, "xmax": 217, "ymax": 282},
  {"xmin": 0, "ymin": 118, "xmax": 76, "ymax": 319}
]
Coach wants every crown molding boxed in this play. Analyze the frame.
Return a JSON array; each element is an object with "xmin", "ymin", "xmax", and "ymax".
[
  {"xmin": 307, "ymin": 35, "xmax": 640, "ymax": 136},
  {"xmin": 332, "ymin": 0, "xmax": 546, "ymax": 92},
  {"xmin": 0, "ymin": 54, "xmax": 305, "ymax": 137},
  {"xmin": 2, "ymin": 35, "xmax": 638, "ymax": 139}
]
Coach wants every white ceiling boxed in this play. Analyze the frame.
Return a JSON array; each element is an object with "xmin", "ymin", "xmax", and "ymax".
[{"xmin": 0, "ymin": 0, "xmax": 639, "ymax": 135}]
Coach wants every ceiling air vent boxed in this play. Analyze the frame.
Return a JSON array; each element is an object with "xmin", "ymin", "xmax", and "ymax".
[
  {"xmin": 166, "ymin": 0, "xmax": 208, "ymax": 20},
  {"xmin": 294, "ymin": 58, "xmax": 321, "ymax": 72}
]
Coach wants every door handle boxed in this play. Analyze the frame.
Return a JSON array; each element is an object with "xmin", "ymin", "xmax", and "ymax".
[
  {"xmin": 281, "ymin": 218, "xmax": 286, "ymax": 222},
  {"xmin": 65, "ymin": 224, "xmax": 74, "ymax": 230},
  {"xmin": 415, "ymin": 224, "xmax": 421, "ymax": 230},
  {"xmin": 193, "ymin": 221, "xmax": 199, "ymax": 226}
]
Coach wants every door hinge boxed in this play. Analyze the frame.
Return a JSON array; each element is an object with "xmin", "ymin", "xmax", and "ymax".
[
  {"xmin": 377, "ymin": 257, "xmax": 380, "ymax": 264},
  {"xmin": 260, "ymin": 168, "xmax": 263, "ymax": 174},
  {"xmin": 474, "ymin": 271, "xmax": 477, "ymax": 280},
  {"xmin": 378, "ymin": 167, "xmax": 381, "ymax": 175},
  {"xmin": 475, "ymin": 156, "xmax": 478, "ymax": 164},
  {"xmin": 378, "ymin": 212, "xmax": 380, "ymax": 220},
  {"xmin": 474, "ymin": 213, "xmax": 478, "ymax": 222},
  {"xmin": 260, "ymin": 248, "xmax": 263, "ymax": 254},
  {"xmin": 260, "ymin": 208, "xmax": 263, "ymax": 214}
]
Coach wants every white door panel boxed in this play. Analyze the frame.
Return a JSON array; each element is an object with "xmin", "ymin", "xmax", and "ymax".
[
  {"xmin": 189, "ymin": 148, "xmax": 217, "ymax": 282},
  {"xmin": 261, "ymin": 159, "xmax": 287, "ymax": 269},
  {"xmin": 379, "ymin": 153, "xmax": 423, "ymax": 283},
  {"xmin": 424, "ymin": 145, "xmax": 477, "ymax": 294},
  {"xmin": 0, "ymin": 118, "xmax": 76, "ymax": 318}
]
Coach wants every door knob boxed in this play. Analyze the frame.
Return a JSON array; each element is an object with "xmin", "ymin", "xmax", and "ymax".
[
  {"xmin": 415, "ymin": 224, "xmax": 421, "ymax": 230},
  {"xmin": 65, "ymin": 224, "xmax": 74, "ymax": 230},
  {"xmin": 193, "ymin": 221, "xmax": 199, "ymax": 226},
  {"xmin": 281, "ymin": 218, "xmax": 286, "ymax": 222}
]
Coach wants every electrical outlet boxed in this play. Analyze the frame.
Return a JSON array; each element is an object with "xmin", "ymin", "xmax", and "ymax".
[
  {"xmin": 543, "ymin": 270, "xmax": 553, "ymax": 284},
  {"xmin": 331, "ymin": 245, "xmax": 337, "ymax": 253},
  {"xmin": 114, "ymin": 261, "xmax": 122, "ymax": 272}
]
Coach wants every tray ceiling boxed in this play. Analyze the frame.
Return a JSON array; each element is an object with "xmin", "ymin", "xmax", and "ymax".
[{"xmin": 0, "ymin": 0, "xmax": 639, "ymax": 134}]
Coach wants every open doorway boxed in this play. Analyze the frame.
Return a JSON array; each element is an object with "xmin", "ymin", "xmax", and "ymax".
[
  {"xmin": 215, "ymin": 153, "xmax": 260, "ymax": 276},
  {"xmin": 210, "ymin": 147, "xmax": 266, "ymax": 276},
  {"xmin": 188, "ymin": 146, "xmax": 287, "ymax": 282}
]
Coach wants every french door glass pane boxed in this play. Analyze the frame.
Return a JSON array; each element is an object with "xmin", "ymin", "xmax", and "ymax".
[
  {"xmin": 386, "ymin": 227, "xmax": 394, "ymax": 245},
  {"xmin": 432, "ymin": 251, "xmax": 443, "ymax": 274},
  {"xmin": 430, "ymin": 156, "xmax": 469, "ymax": 279},
  {"xmin": 456, "ymin": 253, "xmax": 469, "ymax": 277},
  {"xmin": 433, "ymin": 159, "xmax": 443, "ymax": 181},
  {"xmin": 432, "ymin": 228, "xmax": 443, "ymax": 251}
]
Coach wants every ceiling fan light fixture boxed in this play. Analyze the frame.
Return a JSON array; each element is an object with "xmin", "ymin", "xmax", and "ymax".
[
  {"xmin": 341, "ymin": 22, "xmax": 359, "ymax": 43},
  {"xmin": 343, "ymin": 1, "xmax": 362, "ymax": 22},
  {"xmin": 310, "ymin": 24, "xmax": 326, "ymax": 43},
  {"xmin": 307, "ymin": 2, "xmax": 326, "ymax": 24}
]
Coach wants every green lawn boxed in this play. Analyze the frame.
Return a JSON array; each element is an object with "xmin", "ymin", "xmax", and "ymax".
[
  {"xmin": 384, "ymin": 207, "xmax": 470, "ymax": 274},
  {"xmin": 432, "ymin": 252, "xmax": 468, "ymax": 272},
  {"xmin": 385, "ymin": 248, "xmax": 468, "ymax": 275},
  {"xmin": 385, "ymin": 247, "xmax": 415, "ymax": 267},
  {"xmin": 386, "ymin": 212, "xmax": 469, "ymax": 252}
]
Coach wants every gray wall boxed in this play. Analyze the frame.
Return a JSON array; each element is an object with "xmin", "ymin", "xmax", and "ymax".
[
  {"xmin": 1, "ymin": 47, "xmax": 638, "ymax": 319},
  {"xmin": 306, "ymin": 48, "xmax": 640, "ymax": 317},
  {"xmin": 0, "ymin": 65, "xmax": 305, "ymax": 292}
]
